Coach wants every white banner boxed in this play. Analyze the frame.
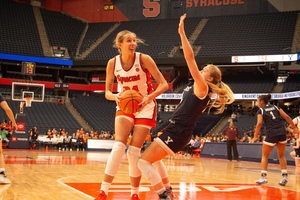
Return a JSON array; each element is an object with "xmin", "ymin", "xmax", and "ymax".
[
  {"xmin": 157, "ymin": 91, "xmax": 300, "ymax": 100},
  {"xmin": 231, "ymin": 54, "xmax": 297, "ymax": 63}
]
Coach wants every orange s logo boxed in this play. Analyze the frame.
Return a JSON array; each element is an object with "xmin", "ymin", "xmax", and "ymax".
[{"xmin": 143, "ymin": 0, "xmax": 160, "ymax": 18}]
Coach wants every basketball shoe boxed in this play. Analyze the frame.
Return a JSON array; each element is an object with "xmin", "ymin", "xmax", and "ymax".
[
  {"xmin": 94, "ymin": 190, "xmax": 107, "ymax": 200},
  {"xmin": 278, "ymin": 174, "xmax": 288, "ymax": 186},
  {"xmin": 255, "ymin": 173, "xmax": 268, "ymax": 185},
  {"xmin": 0, "ymin": 171, "xmax": 11, "ymax": 184},
  {"xmin": 166, "ymin": 187, "xmax": 175, "ymax": 199},
  {"xmin": 130, "ymin": 194, "xmax": 140, "ymax": 200},
  {"xmin": 158, "ymin": 190, "xmax": 173, "ymax": 200}
]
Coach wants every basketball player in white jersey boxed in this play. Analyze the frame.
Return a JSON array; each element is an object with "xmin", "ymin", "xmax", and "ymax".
[{"xmin": 94, "ymin": 30, "xmax": 169, "ymax": 200}]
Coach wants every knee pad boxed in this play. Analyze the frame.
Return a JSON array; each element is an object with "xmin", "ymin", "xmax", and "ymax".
[
  {"xmin": 138, "ymin": 158, "xmax": 162, "ymax": 186},
  {"xmin": 127, "ymin": 145, "xmax": 142, "ymax": 177},
  {"xmin": 104, "ymin": 142, "xmax": 126, "ymax": 176},
  {"xmin": 153, "ymin": 160, "xmax": 168, "ymax": 179}
]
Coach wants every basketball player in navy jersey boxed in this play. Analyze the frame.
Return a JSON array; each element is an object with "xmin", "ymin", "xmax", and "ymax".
[
  {"xmin": 94, "ymin": 30, "xmax": 169, "ymax": 200},
  {"xmin": 0, "ymin": 95, "xmax": 17, "ymax": 184},
  {"xmin": 252, "ymin": 94, "xmax": 299, "ymax": 186},
  {"xmin": 137, "ymin": 14, "xmax": 235, "ymax": 199}
]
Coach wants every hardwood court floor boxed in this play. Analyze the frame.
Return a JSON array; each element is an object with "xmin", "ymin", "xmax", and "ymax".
[{"xmin": 1, "ymin": 149, "xmax": 300, "ymax": 200}]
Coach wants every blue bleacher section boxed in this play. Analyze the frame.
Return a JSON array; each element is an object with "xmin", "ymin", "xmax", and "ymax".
[
  {"xmin": 78, "ymin": 22, "xmax": 116, "ymax": 56},
  {"xmin": 282, "ymin": 74, "xmax": 300, "ymax": 92},
  {"xmin": 0, "ymin": 1, "xmax": 44, "ymax": 56},
  {"xmin": 70, "ymin": 93, "xmax": 116, "ymax": 133},
  {"xmin": 193, "ymin": 111, "xmax": 228, "ymax": 136},
  {"xmin": 222, "ymin": 72, "xmax": 276, "ymax": 93},
  {"xmin": 194, "ymin": 11, "xmax": 298, "ymax": 57},
  {"xmin": 40, "ymin": 8, "xmax": 86, "ymax": 59},
  {"xmin": 0, "ymin": 1, "xmax": 297, "ymax": 60},
  {"xmin": 85, "ymin": 18, "xmax": 199, "ymax": 60},
  {"xmin": 0, "ymin": 100, "xmax": 82, "ymax": 135}
]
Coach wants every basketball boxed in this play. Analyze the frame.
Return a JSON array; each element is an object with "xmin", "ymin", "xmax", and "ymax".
[{"xmin": 118, "ymin": 90, "xmax": 143, "ymax": 114}]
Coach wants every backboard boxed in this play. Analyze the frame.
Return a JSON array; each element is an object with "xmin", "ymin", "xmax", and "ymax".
[{"xmin": 11, "ymin": 82, "xmax": 45, "ymax": 103}]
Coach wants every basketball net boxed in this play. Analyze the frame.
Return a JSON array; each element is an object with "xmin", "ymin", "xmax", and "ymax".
[{"xmin": 24, "ymin": 97, "xmax": 32, "ymax": 107}]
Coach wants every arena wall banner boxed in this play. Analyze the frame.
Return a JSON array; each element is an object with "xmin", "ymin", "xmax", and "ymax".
[{"xmin": 157, "ymin": 91, "xmax": 300, "ymax": 100}]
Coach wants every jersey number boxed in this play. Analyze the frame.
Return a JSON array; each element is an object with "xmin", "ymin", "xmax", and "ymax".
[
  {"xmin": 123, "ymin": 85, "xmax": 139, "ymax": 92},
  {"xmin": 270, "ymin": 111, "xmax": 276, "ymax": 119}
]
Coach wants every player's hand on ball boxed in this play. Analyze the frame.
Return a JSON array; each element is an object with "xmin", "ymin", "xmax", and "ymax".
[
  {"xmin": 138, "ymin": 95, "xmax": 151, "ymax": 110},
  {"xmin": 115, "ymin": 93, "xmax": 122, "ymax": 104}
]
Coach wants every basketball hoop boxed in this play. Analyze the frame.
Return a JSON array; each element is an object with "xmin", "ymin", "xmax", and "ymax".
[{"xmin": 24, "ymin": 97, "xmax": 32, "ymax": 107}]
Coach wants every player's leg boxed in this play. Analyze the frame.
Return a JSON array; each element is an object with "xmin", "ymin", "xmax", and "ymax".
[
  {"xmin": 153, "ymin": 160, "xmax": 175, "ymax": 198},
  {"xmin": 0, "ymin": 140, "xmax": 10, "ymax": 184},
  {"xmin": 96, "ymin": 116, "xmax": 133, "ymax": 200},
  {"xmin": 138, "ymin": 141, "xmax": 169, "ymax": 198},
  {"xmin": 277, "ymin": 141, "xmax": 288, "ymax": 186},
  {"xmin": 127, "ymin": 125, "xmax": 151, "ymax": 199},
  {"xmin": 290, "ymin": 150, "xmax": 295, "ymax": 159},
  {"xmin": 255, "ymin": 142, "xmax": 274, "ymax": 184}
]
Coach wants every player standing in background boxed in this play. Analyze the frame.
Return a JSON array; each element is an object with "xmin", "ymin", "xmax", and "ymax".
[
  {"xmin": 287, "ymin": 110, "xmax": 300, "ymax": 167},
  {"xmin": 137, "ymin": 14, "xmax": 235, "ymax": 200},
  {"xmin": 0, "ymin": 95, "xmax": 17, "ymax": 184},
  {"xmin": 94, "ymin": 30, "xmax": 168, "ymax": 200},
  {"xmin": 252, "ymin": 94, "xmax": 299, "ymax": 186}
]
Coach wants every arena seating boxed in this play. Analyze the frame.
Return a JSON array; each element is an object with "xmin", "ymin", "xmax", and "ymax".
[
  {"xmin": 0, "ymin": 100, "xmax": 81, "ymax": 135},
  {"xmin": 194, "ymin": 11, "xmax": 298, "ymax": 57},
  {"xmin": 222, "ymin": 72, "xmax": 276, "ymax": 93},
  {"xmin": 78, "ymin": 22, "xmax": 116, "ymax": 56},
  {"xmin": 0, "ymin": 1, "xmax": 44, "ymax": 56},
  {"xmin": 70, "ymin": 93, "xmax": 116, "ymax": 133},
  {"xmin": 0, "ymin": 1, "xmax": 297, "ymax": 60},
  {"xmin": 40, "ymin": 8, "xmax": 86, "ymax": 59},
  {"xmin": 282, "ymin": 74, "xmax": 300, "ymax": 92}
]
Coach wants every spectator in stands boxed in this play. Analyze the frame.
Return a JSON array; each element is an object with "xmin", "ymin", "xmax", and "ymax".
[
  {"xmin": 289, "ymin": 133, "xmax": 300, "ymax": 167},
  {"xmin": 29, "ymin": 127, "xmax": 39, "ymax": 149},
  {"xmin": 95, "ymin": 28, "xmax": 169, "ymax": 200},
  {"xmin": 231, "ymin": 111, "xmax": 237, "ymax": 122},
  {"xmin": 222, "ymin": 122, "xmax": 240, "ymax": 161},
  {"xmin": 76, "ymin": 131, "xmax": 85, "ymax": 151},
  {"xmin": 252, "ymin": 94, "xmax": 299, "ymax": 186},
  {"xmin": 0, "ymin": 94, "xmax": 17, "ymax": 184},
  {"xmin": 56, "ymin": 132, "xmax": 64, "ymax": 150},
  {"xmin": 136, "ymin": 14, "xmax": 234, "ymax": 200},
  {"xmin": 62, "ymin": 131, "xmax": 72, "ymax": 150},
  {"xmin": 0, "ymin": 127, "xmax": 9, "ymax": 146},
  {"xmin": 189, "ymin": 135, "xmax": 201, "ymax": 155},
  {"xmin": 181, "ymin": 135, "xmax": 194, "ymax": 155},
  {"xmin": 287, "ymin": 110, "xmax": 300, "ymax": 167}
]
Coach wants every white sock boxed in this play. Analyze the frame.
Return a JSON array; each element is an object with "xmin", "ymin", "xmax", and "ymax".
[
  {"xmin": 100, "ymin": 181, "xmax": 111, "ymax": 195},
  {"xmin": 131, "ymin": 186, "xmax": 139, "ymax": 197}
]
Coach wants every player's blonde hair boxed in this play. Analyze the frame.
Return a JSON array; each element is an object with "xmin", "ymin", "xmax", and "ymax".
[
  {"xmin": 205, "ymin": 64, "xmax": 234, "ymax": 114},
  {"xmin": 113, "ymin": 30, "xmax": 145, "ymax": 53}
]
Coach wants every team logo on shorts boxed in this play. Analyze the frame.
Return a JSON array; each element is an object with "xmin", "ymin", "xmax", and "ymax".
[{"xmin": 165, "ymin": 136, "xmax": 173, "ymax": 144}]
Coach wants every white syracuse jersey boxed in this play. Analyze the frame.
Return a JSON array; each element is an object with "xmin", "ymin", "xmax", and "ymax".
[{"xmin": 114, "ymin": 52, "xmax": 153, "ymax": 96}]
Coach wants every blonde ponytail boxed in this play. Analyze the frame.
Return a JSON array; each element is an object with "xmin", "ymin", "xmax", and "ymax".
[{"xmin": 206, "ymin": 80, "xmax": 234, "ymax": 114}]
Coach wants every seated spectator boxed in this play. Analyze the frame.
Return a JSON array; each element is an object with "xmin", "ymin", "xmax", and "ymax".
[
  {"xmin": 0, "ymin": 126, "xmax": 9, "ymax": 146},
  {"xmin": 231, "ymin": 111, "xmax": 237, "ymax": 122},
  {"xmin": 29, "ymin": 127, "xmax": 39, "ymax": 149},
  {"xmin": 76, "ymin": 134, "xmax": 85, "ymax": 151},
  {"xmin": 189, "ymin": 135, "xmax": 201, "ymax": 154}
]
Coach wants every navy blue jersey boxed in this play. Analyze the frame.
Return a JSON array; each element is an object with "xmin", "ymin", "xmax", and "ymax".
[
  {"xmin": 0, "ymin": 95, "xmax": 4, "ymax": 103},
  {"xmin": 257, "ymin": 104, "xmax": 286, "ymax": 137},
  {"xmin": 171, "ymin": 85, "xmax": 210, "ymax": 127}
]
